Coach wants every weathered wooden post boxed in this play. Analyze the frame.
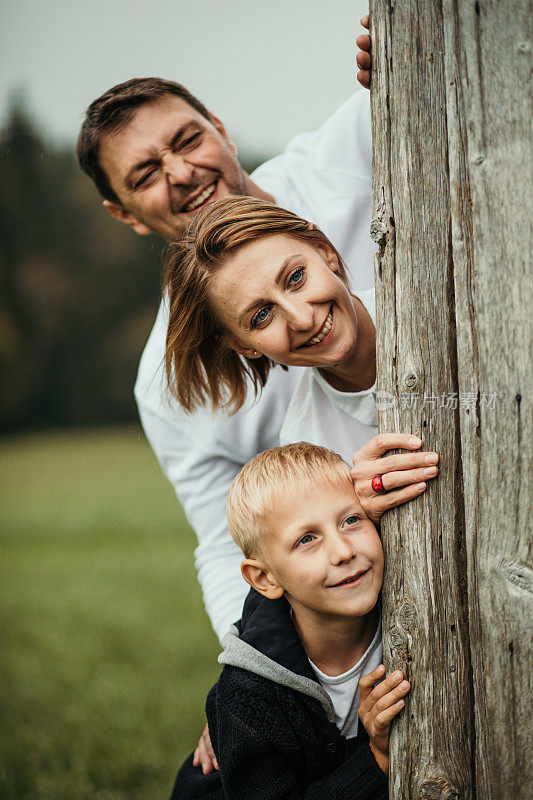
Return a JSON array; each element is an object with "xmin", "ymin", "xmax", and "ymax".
[{"xmin": 369, "ymin": 1, "xmax": 532, "ymax": 798}]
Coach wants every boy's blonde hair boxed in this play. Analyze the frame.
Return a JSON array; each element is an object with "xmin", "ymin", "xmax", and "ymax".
[
  {"xmin": 226, "ymin": 442, "xmax": 352, "ymax": 559},
  {"xmin": 163, "ymin": 196, "xmax": 349, "ymax": 414}
]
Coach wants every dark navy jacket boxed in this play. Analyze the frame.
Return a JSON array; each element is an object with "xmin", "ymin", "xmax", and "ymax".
[{"xmin": 171, "ymin": 589, "xmax": 388, "ymax": 800}]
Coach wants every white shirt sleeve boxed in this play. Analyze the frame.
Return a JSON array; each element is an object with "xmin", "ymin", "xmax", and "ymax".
[{"xmin": 252, "ymin": 90, "xmax": 376, "ymax": 290}]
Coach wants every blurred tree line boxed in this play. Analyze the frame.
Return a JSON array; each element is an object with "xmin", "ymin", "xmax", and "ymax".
[{"xmin": 0, "ymin": 97, "xmax": 266, "ymax": 433}]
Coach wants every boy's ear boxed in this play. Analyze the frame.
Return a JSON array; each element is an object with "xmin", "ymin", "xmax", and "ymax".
[
  {"xmin": 241, "ymin": 559, "xmax": 284, "ymax": 600},
  {"xmin": 103, "ymin": 200, "xmax": 152, "ymax": 236}
]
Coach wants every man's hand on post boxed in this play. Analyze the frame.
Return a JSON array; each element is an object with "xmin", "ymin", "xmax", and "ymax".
[{"xmin": 356, "ymin": 15, "xmax": 372, "ymax": 89}]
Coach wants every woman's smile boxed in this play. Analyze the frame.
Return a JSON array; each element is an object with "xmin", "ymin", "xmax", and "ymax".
[{"xmin": 298, "ymin": 306, "xmax": 334, "ymax": 349}]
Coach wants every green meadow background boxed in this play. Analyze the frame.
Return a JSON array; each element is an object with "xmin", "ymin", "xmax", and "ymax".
[{"xmin": 0, "ymin": 426, "xmax": 221, "ymax": 800}]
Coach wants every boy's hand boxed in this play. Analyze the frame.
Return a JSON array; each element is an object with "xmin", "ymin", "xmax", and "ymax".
[
  {"xmin": 193, "ymin": 722, "xmax": 219, "ymax": 774},
  {"xmin": 359, "ymin": 664, "xmax": 410, "ymax": 773},
  {"xmin": 356, "ymin": 15, "xmax": 372, "ymax": 89},
  {"xmin": 351, "ymin": 434, "xmax": 439, "ymax": 525}
]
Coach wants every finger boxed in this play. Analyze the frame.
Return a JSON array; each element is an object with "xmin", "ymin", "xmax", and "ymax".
[
  {"xmin": 365, "ymin": 670, "xmax": 404, "ymax": 707},
  {"xmin": 361, "ymin": 14, "xmax": 370, "ymax": 30},
  {"xmin": 197, "ymin": 738, "xmax": 215, "ymax": 775},
  {"xmin": 359, "ymin": 664, "xmax": 386, "ymax": 697},
  {"xmin": 356, "ymin": 33, "xmax": 371, "ymax": 52},
  {"xmin": 193, "ymin": 747, "xmax": 200, "ymax": 767},
  {"xmin": 204, "ymin": 732, "xmax": 219, "ymax": 770},
  {"xmin": 204, "ymin": 732, "xmax": 216, "ymax": 762},
  {"xmin": 380, "ymin": 451, "xmax": 439, "ymax": 474},
  {"xmin": 356, "ymin": 51, "xmax": 371, "ymax": 70},
  {"xmin": 372, "ymin": 681, "xmax": 411, "ymax": 718},
  {"xmin": 357, "ymin": 70, "xmax": 371, "ymax": 90},
  {"xmin": 382, "ymin": 465, "xmax": 438, "ymax": 491},
  {"xmin": 355, "ymin": 451, "xmax": 438, "ymax": 481},
  {"xmin": 352, "ymin": 434, "xmax": 422, "ymax": 463},
  {"xmin": 366, "ymin": 483, "xmax": 428, "ymax": 519},
  {"xmin": 373, "ymin": 699, "xmax": 406, "ymax": 731}
]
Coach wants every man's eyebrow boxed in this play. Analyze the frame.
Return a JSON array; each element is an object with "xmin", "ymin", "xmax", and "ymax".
[
  {"xmin": 237, "ymin": 254, "xmax": 304, "ymax": 326},
  {"xmin": 124, "ymin": 123, "xmax": 200, "ymax": 189}
]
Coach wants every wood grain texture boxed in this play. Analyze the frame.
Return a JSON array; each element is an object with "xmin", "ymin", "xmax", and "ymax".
[
  {"xmin": 443, "ymin": 2, "xmax": 532, "ymax": 798},
  {"xmin": 369, "ymin": 1, "xmax": 532, "ymax": 798}
]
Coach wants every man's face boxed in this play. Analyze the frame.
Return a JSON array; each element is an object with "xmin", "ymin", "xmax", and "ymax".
[
  {"xmin": 98, "ymin": 95, "xmax": 247, "ymax": 240},
  {"xmin": 260, "ymin": 479, "xmax": 383, "ymax": 625}
]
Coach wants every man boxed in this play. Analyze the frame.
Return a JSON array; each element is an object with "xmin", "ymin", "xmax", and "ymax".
[{"xmin": 76, "ymin": 30, "xmax": 373, "ymax": 644}]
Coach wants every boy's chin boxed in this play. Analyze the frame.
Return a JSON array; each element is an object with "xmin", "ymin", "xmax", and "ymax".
[{"xmin": 337, "ymin": 592, "xmax": 380, "ymax": 618}]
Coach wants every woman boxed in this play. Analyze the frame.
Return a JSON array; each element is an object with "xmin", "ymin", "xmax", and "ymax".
[{"xmin": 164, "ymin": 196, "xmax": 438, "ymax": 522}]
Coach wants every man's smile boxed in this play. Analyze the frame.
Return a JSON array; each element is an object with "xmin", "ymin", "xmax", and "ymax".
[{"xmin": 183, "ymin": 181, "xmax": 218, "ymax": 213}]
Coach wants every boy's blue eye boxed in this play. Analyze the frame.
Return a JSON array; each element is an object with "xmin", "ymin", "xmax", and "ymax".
[
  {"xmin": 344, "ymin": 515, "xmax": 360, "ymax": 526},
  {"xmin": 298, "ymin": 533, "xmax": 314, "ymax": 546}
]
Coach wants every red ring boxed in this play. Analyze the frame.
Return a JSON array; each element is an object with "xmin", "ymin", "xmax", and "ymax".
[{"xmin": 371, "ymin": 475, "xmax": 385, "ymax": 494}]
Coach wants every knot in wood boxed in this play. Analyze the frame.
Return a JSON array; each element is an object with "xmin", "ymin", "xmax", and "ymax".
[
  {"xmin": 397, "ymin": 601, "xmax": 417, "ymax": 630},
  {"xmin": 474, "ymin": 154, "xmax": 485, "ymax": 165},
  {"xmin": 403, "ymin": 372, "xmax": 418, "ymax": 390},
  {"xmin": 501, "ymin": 559, "xmax": 533, "ymax": 594},
  {"xmin": 370, "ymin": 218, "xmax": 389, "ymax": 246},
  {"xmin": 418, "ymin": 777, "xmax": 459, "ymax": 800},
  {"xmin": 388, "ymin": 625, "xmax": 406, "ymax": 651}
]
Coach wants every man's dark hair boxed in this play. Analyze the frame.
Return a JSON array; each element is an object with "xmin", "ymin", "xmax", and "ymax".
[{"xmin": 76, "ymin": 77, "xmax": 212, "ymax": 204}]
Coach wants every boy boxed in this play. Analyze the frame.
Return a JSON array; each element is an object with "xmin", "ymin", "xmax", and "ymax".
[{"xmin": 172, "ymin": 443, "xmax": 410, "ymax": 799}]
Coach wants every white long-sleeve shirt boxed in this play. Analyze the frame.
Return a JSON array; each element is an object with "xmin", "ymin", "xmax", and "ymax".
[{"xmin": 134, "ymin": 90, "xmax": 376, "ymax": 642}]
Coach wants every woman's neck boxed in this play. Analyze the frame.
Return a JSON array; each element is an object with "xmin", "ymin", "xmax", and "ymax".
[
  {"xmin": 318, "ymin": 295, "xmax": 376, "ymax": 393},
  {"xmin": 292, "ymin": 604, "xmax": 380, "ymax": 676}
]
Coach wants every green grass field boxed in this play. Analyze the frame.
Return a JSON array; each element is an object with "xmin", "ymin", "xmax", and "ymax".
[{"xmin": 0, "ymin": 426, "xmax": 221, "ymax": 800}]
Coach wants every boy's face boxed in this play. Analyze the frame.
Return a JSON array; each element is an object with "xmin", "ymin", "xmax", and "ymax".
[{"xmin": 259, "ymin": 478, "xmax": 383, "ymax": 623}]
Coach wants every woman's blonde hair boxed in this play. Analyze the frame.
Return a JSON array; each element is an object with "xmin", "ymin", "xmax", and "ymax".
[{"xmin": 164, "ymin": 196, "xmax": 348, "ymax": 413}]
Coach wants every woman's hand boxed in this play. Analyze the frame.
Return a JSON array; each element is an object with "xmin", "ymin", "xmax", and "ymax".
[
  {"xmin": 359, "ymin": 664, "xmax": 410, "ymax": 773},
  {"xmin": 193, "ymin": 722, "xmax": 219, "ymax": 774},
  {"xmin": 351, "ymin": 434, "xmax": 439, "ymax": 524},
  {"xmin": 356, "ymin": 15, "xmax": 372, "ymax": 89}
]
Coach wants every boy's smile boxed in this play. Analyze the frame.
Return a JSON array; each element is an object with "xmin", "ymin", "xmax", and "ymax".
[{"xmin": 259, "ymin": 478, "xmax": 383, "ymax": 625}]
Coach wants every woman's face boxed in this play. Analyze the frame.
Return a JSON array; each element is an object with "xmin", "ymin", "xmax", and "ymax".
[{"xmin": 208, "ymin": 234, "xmax": 358, "ymax": 369}]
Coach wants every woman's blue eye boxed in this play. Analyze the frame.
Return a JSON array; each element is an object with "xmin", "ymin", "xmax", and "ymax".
[
  {"xmin": 288, "ymin": 268, "xmax": 304, "ymax": 286},
  {"xmin": 251, "ymin": 306, "xmax": 271, "ymax": 328}
]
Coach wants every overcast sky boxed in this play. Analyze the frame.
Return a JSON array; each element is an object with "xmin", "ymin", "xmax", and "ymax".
[{"xmin": 1, "ymin": 0, "xmax": 368, "ymax": 157}]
